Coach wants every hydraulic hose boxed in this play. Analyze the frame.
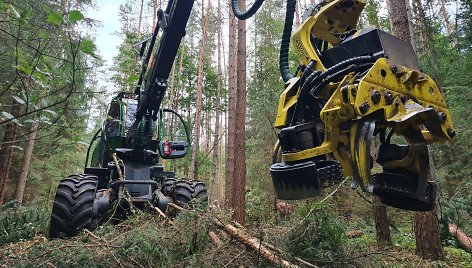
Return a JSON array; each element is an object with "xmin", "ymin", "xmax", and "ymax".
[
  {"xmin": 289, "ymin": 62, "xmax": 318, "ymax": 126},
  {"xmin": 310, "ymin": 62, "xmax": 374, "ymax": 96},
  {"xmin": 231, "ymin": 0, "xmax": 265, "ymax": 20},
  {"xmin": 302, "ymin": 55, "xmax": 375, "ymax": 93},
  {"xmin": 280, "ymin": 0, "xmax": 296, "ymax": 82}
]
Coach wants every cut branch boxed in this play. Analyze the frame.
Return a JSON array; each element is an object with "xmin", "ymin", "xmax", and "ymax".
[
  {"xmin": 214, "ymin": 220, "xmax": 300, "ymax": 268},
  {"xmin": 448, "ymin": 224, "xmax": 472, "ymax": 253}
]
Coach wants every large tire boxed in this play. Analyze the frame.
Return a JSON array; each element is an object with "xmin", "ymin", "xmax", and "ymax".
[
  {"xmin": 162, "ymin": 177, "xmax": 178, "ymax": 196},
  {"xmin": 171, "ymin": 180, "xmax": 208, "ymax": 208},
  {"xmin": 49, "ymin": 174, "xmax": 97, "ymax": 238}
]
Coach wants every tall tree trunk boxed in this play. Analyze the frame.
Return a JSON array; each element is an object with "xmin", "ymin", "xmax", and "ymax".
[
  {"xmin": 233, "ymin": 0, "xmax": 247, "ymax": 224},
  {"xmin": 0, "ymin": 102, "xmax": 22, "ymax": 206},
  {"xmin": 14, "ymin": 122, "xmax": 39, "ymax": 204},
  {"xmin": 225, "ymin": 0, "xmax": 238, "ymax": 208},
  {"xmin": 189, "ymin": 0, "xmax": 211, "ymax": 179},
  {"xmin": 370, "ymin": 16, "xmax": 392, "ymax": 248},
  {"xmin": 439, "ymin": 0, "xmax": 454, "ymax": 46},
  {"xmin": 174, "ymin": 44, "xmax": 186, "ymax": 114},
  {"xmin": 211, "ymin": 0, "xmax": 222, "ymax": 204},
  {"xmin": 152, "ymin": 0, "xmax": 158, "ymax": 32},
  {"xmin": 137, "ymin": 0, "xmax": 144, "ymax": 38},
  {"xmin": 412, "ymin": 0, "xmax": 431, "ymax": 56},
  {"xmin": 387, "ymin": 0, "xmax": 444, "ymax": 260},
  {"xmin": 388, "ymin": 0, "xmax": 411, "ymax": 40},
  {"xmin": 295, "ymin": 1, "xmax": 301, "ymax": 27},
  {"xmin": 412, "ymin": 0, "xmax": 442, "ymax": 84},
  {"xmin": 405, "ymin": 0, "xmax": 417, "ymax": 54}
]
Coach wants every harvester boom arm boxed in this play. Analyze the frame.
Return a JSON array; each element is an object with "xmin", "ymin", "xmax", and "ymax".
[{"xmin": 135, "ymin": 0, "xmax": 195, "ymax": 121}]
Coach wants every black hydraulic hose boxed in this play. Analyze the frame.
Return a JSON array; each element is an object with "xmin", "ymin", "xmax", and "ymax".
[
  {"xmin": 289, "ymin": 61, "xmax": 317, "ymax": 126},
  {"xmin": 231, "ymin": 0, "xmax": 265, "ymax": 20},
  {"xmin": 310, "ymin": 62, "xmax": 374, "ymax": 96},
  {"xmin": 302, "ymin": 55, "xmax": 374, "ymax": 93},
  {"xmin": 280, "ymin": 0, "xmax": 296, "ymax": 82},
  {"xmin": 299, "ymin": 60, "xmax": 316, "ymax": 90}
]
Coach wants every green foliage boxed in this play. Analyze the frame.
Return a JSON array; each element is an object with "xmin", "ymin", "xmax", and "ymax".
[
  {"xmin": 46, "ymin": 11, "xmax": 63, "ymax": 25},
  {"xmin": 79, "ymin": 39, "xmax": 97, "ymax": 56},
  {"xmin": 0, "ymin": 204, "xmax": 49, "ymax": 245},
  {"xmin": 285, "ymin": 205, "xmax": 346, "ymax": 261},
  {"xmin": 68, "ymin": 10, "xmax": 84, "ymax": 24}
]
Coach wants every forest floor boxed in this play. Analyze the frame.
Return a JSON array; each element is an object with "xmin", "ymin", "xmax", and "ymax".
[{"xmin": 1, "ymin": 185, "xmax": 471, "ymax": 268}]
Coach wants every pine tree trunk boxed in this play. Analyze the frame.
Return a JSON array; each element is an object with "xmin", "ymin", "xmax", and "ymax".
[
  {"xmin": 152, "ymin": 0, "xmax": 157, "ymax": 32},
  {"xmin": 388, "ymin": 0, "xmax": 411, "ymax": 41},
  {"xmin": 373, "ymin": 196, "xmax": 392, "ymax": 247},
  {"xmin": 137, "ymin": 0, "xmax": 144, "ymax": 38},
  {"xmin": 370, "ymin": 19, "xmax": 392, "ymax": 247},
  {"xmin": 387, "ymin": 0, "xmax": 444, "ymax": 260},
  {"xmin": 14, "ymin": 122, "xmax": 39, "ymax": 204},
  {"xmin": 405, "ymin": 0, "xmax": 417, "ymax": 54},
  {"xmin": 233, "ymin": 0, "xmax": 247, "ymax": 224},
  {"xmin": 174, "ymin": 44, "xmax": 186, "ymax": 114},
  {"xmin": 0, "ymin": 102, "xmax": 22, "ymax": 206},
  {"xmin": 210, "ymin": 0, "xmax": 222, "ymax": 204},
  {"xmin": 225, "ymin": 1, "xmax": 238, "ymax": 208},
  {"xmin": 412, "ymin": 0, "xmax": 442, "ymax": 86},
  {"xmin": 438, "ymin": 0, "xmax": 454, "ymax": 46},
  {"xmin": 189, "ymin": 0, "xmax": 211, "ymax": 179},
  {"xmin": 415, "ymin": 205, "xmax": 444, "ymax": 260},
  {"xmin": 412, "ymin": 0, "xmax": 431, "ymax": 56}
]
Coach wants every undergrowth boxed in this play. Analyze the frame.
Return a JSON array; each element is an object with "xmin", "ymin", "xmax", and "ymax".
[
  {"xmin": 1, "ymin": 189, "xmax": 471, "ymax": 267},
  {"xmin": 0, "ymin": 202, "xmax": 49, "ymax": 245}
]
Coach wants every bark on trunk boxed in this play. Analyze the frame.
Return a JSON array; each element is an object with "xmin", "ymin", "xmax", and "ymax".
[
  {"xmin": 189, "ymin": 0, "xmax": 211, "ymax": 179},
  {"xmin": 233, "ymin": 0, "xmax": 247, "ymax": 225},
  {"xmin": 210, "ymin": 0, "xmax": 222, "ymax": 204},
  {"xmin": 414, "ymin": 205, "xmax": 444, "ymax": 260},
  {"xmin": 225, "ymin": 1, "xmax": 238, "ymax": 208},
  {"xmin": 388, "ymin": 0, "xmax": 412, "ymax": 41},
  {"xmin": 14, "ymin": 122, "xmax": 39, "ymax": 203},
  {"xmin": 373, "ymin": 195, "xmax": 392, "ymax": 247},
  {"xmin": 0, "ymin": 102, "xmax": 22, "ymax": 206}
]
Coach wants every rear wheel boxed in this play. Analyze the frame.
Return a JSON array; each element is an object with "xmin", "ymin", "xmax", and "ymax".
[
  {"xmin": 171, "ymin": 180, "xmax": 208, "ymax": 208},
  {"xmin": 49, "ymin": 174, "xmax": 97, "ymax": 238}
]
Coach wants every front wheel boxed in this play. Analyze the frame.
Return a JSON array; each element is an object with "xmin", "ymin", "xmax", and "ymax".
[{"xmin": 49, "ymin": 174, "xmax": 98, "ymax": 238}]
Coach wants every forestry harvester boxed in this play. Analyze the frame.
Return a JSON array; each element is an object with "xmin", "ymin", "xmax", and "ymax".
[
  {"xmin": 49, "ymin": 0, "xmax": 207, "ymax": 238},
  {"xmin": 231, "ymin": 0, "xmax": 455, "ymax": 211}
]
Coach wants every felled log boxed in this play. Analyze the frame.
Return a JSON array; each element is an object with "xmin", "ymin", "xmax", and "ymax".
[
  {"xmin": 214, "ymin": 220, "xmax": 300, "ymax": 268},
  {"xmin": 448, "ymin": 224, "xmax": 472, "ymax": 252}
]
